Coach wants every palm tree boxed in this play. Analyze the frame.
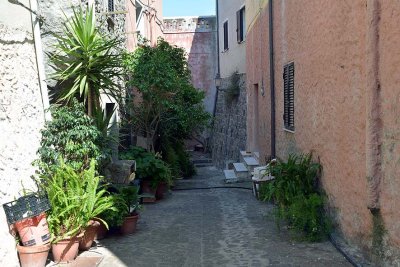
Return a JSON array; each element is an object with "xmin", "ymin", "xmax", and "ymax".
[{"xmin": 50, "ymin": 5, "xmax": 123, "ymax": 117}]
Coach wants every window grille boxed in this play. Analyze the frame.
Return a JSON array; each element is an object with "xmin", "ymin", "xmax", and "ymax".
[
  {"xmin": 108, "ymin": 0, "xmax": 114, "ymax": 12},
  {"xmin": 283, "ymin": 62, "xmax": 295, "ymax": 131}
]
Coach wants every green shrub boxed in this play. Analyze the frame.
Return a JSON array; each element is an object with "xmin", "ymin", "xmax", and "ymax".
[
  {"xmin": 260, "ymin": 153, "xmax": 330, "ymax": 241},
  {"xmin": 39, "ymin": 159, "xmax": 116, "ymax": 242},
  {"xmin": 161, "ymin": 140, "xmax": 195, "ymax": 179},
  {"xmin": 120, "ymin": 146, "xmax": 172, "ymax": 187},
  {"xmin": 36, "ymin": 99, "xmax": 107, "ymax": 172}
]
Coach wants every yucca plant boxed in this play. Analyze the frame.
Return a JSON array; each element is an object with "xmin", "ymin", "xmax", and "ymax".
[
  {"xmin": 50, "ymin": 5, "xmax": 123, "ymax": 117},
  {"xmin": 39, "ymin": 159, "xmax": 116, "ymax": 242}
]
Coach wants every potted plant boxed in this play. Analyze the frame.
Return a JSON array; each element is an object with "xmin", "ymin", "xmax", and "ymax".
[
  {"xmin": 16, "ymin": 242, "xmax": 51, "ymax": 267},
  {"xmin": 39, "ymin": 159, "xmax": 115, "ymax": 262},
  {"xmin": 97, "ymin": 194, "xmax": 128, "ymax": 238},
  {"xmin": 119, "ymin": 186, "xmax": 141, "ymax": 235}
]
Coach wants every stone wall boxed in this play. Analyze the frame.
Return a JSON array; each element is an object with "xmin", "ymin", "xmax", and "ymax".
[
  {"xmin": 0, "ymin": 18, "xmax": 47, "ymax": 267},
  {"xmin": 37, "ymin": 0, "xmax": 126, "ymax": 97},
  {"xmin": 211, "ymin": 74, "xmax": 247, "ymax": 168}
]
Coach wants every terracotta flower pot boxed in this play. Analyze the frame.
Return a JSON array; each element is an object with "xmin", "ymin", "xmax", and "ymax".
[
  {"xmin": 79, "ymin": 220, "xmax": 100, "ymax": 251},
  {"xmin": 155, "ymin": 182, "xmax": 168, "ymax": 200},
  {"xmin": 120, "ymin": 214, "xmax": 139, "ymax": 235},
  {"xmin": 15, "ymin": 212, "xmax": 50, "ymax": 246},
  {"xmin": 94, "ymin": 219, "xmax": 108, "ymax": 240},
  {"xmin": 51, "ymin": 234, "xmax": 82, "ymax": 263},
  {"xmin": 17, "ymin": 243, "xmax": 50, "ymax": 267},
  {"xmin": 141, "ymin": 180, "xmax": 156, "ymax": 203}
]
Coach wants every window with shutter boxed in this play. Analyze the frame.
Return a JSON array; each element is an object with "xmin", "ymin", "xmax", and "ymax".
[
  {"xmin": 108, "ymin": 0, "xmax": 114, "ymax": 12},
  {"xmin": 237, "ymin": 6, "xmax": 245, "ymax": 43},
  {"xmin": 223, "ymin": 21, "xmax": 229, "ymax": 50},
  {"xmin": 283, "ymin": 62, "xmax": 295, "ymax": 131}
]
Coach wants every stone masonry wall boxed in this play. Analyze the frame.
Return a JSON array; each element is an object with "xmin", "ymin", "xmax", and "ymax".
[
  {"xmin": 211, "ymin": 74, "xmax": 247, "ymax": 169},
  {"xmin": 0, "ymin": 24, "xmax": 46, "ymax": 267}
]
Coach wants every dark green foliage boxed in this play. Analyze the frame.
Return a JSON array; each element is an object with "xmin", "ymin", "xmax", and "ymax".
[
  {"xmin": 99, "ymin": 194, "xmax": 128, "ymax": 227},
  {"xmin": 122, "ymin": 38, "xmax": 210, "ymax": 151},
  {"xmin": 225, "ymin": 71, "xmax": 240, "ymax": 104},
  {"xmin": 161, "ymin": 140, "xmax": 195, "ymax": 178},
  {"xmin": 119, "ymin": 146, "xmax": 172, "ymax": 187},
  {"xmin": 37, "ymin": 99, "xmax": 107, "ymax": 171},
  {"xmin": 260, "ymin": 153, "xmax": 330, "ymax": 241}
]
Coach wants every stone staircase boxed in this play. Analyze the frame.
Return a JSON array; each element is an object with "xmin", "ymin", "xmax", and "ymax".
[{"xmin": 224, "ymin": 151, "xmax": 260, "ymax": 183}]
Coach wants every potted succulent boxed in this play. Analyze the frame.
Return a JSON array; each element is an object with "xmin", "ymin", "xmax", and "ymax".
[{"xmin": 39, "ymin": 159, "xmax": 115, "ymax": 262}]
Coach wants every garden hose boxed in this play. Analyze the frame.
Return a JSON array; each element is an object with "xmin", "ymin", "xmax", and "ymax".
[{"xmin": 171, "ymin": 186, "xmax": 252, "ymax": 191}]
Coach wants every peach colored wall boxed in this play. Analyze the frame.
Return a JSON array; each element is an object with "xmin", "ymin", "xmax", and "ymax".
[{"xmin": 247, "ymin": 0, "xmax": 400, "ymax": 264}]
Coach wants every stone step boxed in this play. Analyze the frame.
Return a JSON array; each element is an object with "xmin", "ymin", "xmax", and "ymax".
[
  {"xmin": 253, "ymin": 152, "xmax": 260, "ymax": 162},
  {"xmin": 243, "ymin": 157, "xmax": 260, "ymax": 172},
  {"xmin": 233, "ymin": 162, "xmax": 249, "ymax": 179},
  {"xmin": 224, "ymin": 170, "xmax": 238, "ymax": 183},
  {"xmin": 192, "ymin": 158, "xmax": 213, "ymax": 164},
  {"xmin": 240, "ymin": 151, "xmax": 253, "ymax": 163}
]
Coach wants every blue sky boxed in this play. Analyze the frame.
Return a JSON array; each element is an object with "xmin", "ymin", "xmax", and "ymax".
[{"xmin": 163, "ymin": 0, "xmax": 215, "ymax": 17}]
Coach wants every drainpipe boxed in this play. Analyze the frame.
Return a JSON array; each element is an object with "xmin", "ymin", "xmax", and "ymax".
[
  {"xmin": 29, "ymin": 0, "xmax": 51, "ymax": 121},
  {"xmin": 366, "ymin": 0, "xmax": 382, "ymax": 211},
  {"xmin": 269, "ymin": 0, "xmax": 276, "ymax": 159},
  {"xmin": 213, "ymin": 0, "xmax": 221, "ymax": 118}
]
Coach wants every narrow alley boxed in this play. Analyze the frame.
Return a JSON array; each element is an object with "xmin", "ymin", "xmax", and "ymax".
[{"xmin": 92, "ymin": 166, "xmax": 351, "ymax": 267}]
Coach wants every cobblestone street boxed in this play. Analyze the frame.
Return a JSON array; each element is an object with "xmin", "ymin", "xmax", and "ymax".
[{"xmin": 86, "ymin": 166, "xmax": 352, "ymax": 267}]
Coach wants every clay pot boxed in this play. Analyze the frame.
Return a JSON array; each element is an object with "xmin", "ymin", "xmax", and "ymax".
[
  {"xmin": 120, "ymin": 214, "xmax": 139, "ymax": 235},
  {"xmin": 15, "ymin": 212, "xmax": 50, "ymax": 246},
  {"xmin": 79, "ymin": 220, "xmax": 100, "ymax": 251},
  {"xmin": 94, "ymin": 219, "xmax": 108, "ymax": 240},
  {"xmin": 17, "ymin": 243, "xmax": 50, "ymax": 267},
  {"xmin": 51, "ymin": 234, "xmax": 82, "ymax": 263},
  {"xmin": 141, "ymin": 180, "xmax": 156, "ymax": 203},
  {"xmin": 155, "ymin": 182, "xmax": 168, "ymax": 200}
]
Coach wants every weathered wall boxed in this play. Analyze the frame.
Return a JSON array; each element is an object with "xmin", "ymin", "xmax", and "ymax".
[
  {"xmin": 218, "ymin": 0, "xmax": 246, "ymax": 77},
  {"xmin": 0, "ymin": 1, "xmax": 48, "ymax": 266},
  {"xmin": 246, "ymin": 0, "xmax": 400, "ymax": 264},
  {"xmin": 37, "ymin": 0, "xmax": 127, "ymax": 94},
  {"xmin": 136, "ymin": 0, "xmax": 163, "ymax": 46},
  {"xmin": 164, "ymin": 16, "xmax": 217, "ymax": 114},
  {"xmin": 211, "ymin": 74, "xmax": 247, "ymax": 168}
]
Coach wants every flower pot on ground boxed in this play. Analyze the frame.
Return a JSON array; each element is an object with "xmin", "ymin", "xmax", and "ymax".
[
  {"xmin": 155, "ymin": 182, "xmax": 168, "ymax": 200},
  {"xmin": 140, "ymin": 180, "xmax": 156, "ymax": 203},
  {"xmin": 79, "ymin": 220, "xmax": 100, "ymax": 251},
  {"xmin": 37, "ymin": 159, "xmax": 116, "ymax": 262},
  {"xmin": 17, "ymin": 243, "xmax": 51, "ymax": 267},
  {"xmin": 51, "ymin": 234, "xmax": 83, "ymax": 263},
  {"xmin": 3, "ymin": 194, "xmax": 51, "ymax": 247},
  {"xmin": 94, "ymin": 218, "xmax": 108, "ymax": 240},
  {"xmin": 121, "ymin": 213, "xmax": 139, "ymax": 235},
  {"xmin": 119, "ymin": 185, "xmax": 142, "ymax": 235},
  {"xmin": 14, "ymin": 212, "xmax": 50, "ymax": 247}
]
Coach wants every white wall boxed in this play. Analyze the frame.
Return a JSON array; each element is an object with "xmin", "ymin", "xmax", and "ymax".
[
  {"xmin": 218, "ymin": 0, "xmax": 246, "ymax": 78},
  {"xmin": 0, "ymin": 1, "xmax": 49, "ymax": 266}
]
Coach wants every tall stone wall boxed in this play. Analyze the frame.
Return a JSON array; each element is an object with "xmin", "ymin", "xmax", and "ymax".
[
  {"xmin": 0, "ymin": 13, "xmax": 47, "ymax": 267},
  {"xmin": 211, "ymin": 74, "xmax": 247, "ymax": 168}
]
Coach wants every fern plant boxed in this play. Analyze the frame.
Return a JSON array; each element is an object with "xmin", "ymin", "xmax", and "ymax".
[
  {"xmin": 39, "ymin": 159, "xmax": 116, "ymax": 242},
  {"xmin": 260, "ymin": 153, "xmax": 330, "ymax": 241}
]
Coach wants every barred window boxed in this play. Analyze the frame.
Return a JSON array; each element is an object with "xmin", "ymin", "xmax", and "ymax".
[
  {"xmin": 283, "ymin": 62, "xmax": 295, "ymax": 131},
  {"xmin": 236, "ymin": 6, "xmax": 245, "ymax": 43},
  {"xmin": 223, "ymin": 21, "xmax": 229, "ymax": 50}
]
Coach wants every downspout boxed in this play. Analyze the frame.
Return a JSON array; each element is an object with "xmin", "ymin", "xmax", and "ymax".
[
  {"xmin": 365, "ymin": 0, "xmax": 382, "ymax": 212},
  {"xmin": 269, "ymin": 0, "xmax": 276, "ymax": 158},
  {"xmin": 212, "ymin": 0, "xmax": 221, "ymax": 118},
  {"xmin": 29, "ymin": 0, "xmax": 50, "ymax": 121}
]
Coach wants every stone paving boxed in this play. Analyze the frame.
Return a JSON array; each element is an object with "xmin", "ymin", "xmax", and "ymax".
[{"xmin": 90, "ymin": 166, "xmax": 351, "ymax": 267}]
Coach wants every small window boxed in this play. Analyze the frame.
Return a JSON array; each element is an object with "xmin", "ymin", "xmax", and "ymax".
[
  {"xmin": 283, "ymin": 62, "xmax": 295, "ymax": 131},
  {"xmin": 223, "ymin": 21, "xmax": 229, "ymax": 50},
  {"xmin": 237, "ymin": 6, "xmax": 245, "ymax": 43},
  {"xmin": 108, "ymin": 0, "xmax": 114, "ymax": 12}
]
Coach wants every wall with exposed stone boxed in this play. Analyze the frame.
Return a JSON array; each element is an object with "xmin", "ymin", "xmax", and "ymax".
[
  {"xmin": 211, "ymin": 74, "xmax": 247, "ymax": 169},
  {"xmin": 0, "ymin": 1, "xmax": 48, "ymax": 266}
]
